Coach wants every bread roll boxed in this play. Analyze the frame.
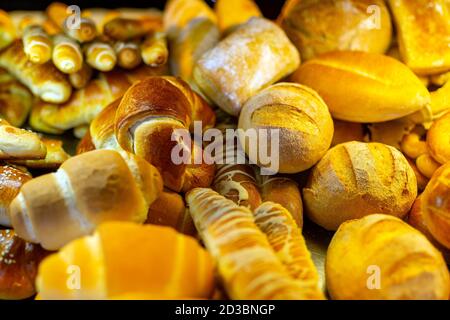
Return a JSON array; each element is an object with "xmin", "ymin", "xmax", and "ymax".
[
  {"xmin": 22, "ymin": 25, "xmax": 52, "ymax": 64},
  {"xmin": 84, "ymin": 41, "xmax": 117, "ymax": 72},
  {"xmin": 141, "ymin": 32, "xmax": 168, "ymax": 67},
  {"xmin": 214, "ymin": 0, "xmax": 262, "ymax": 34},
  {"xmin": 303, "ymin": 141, "xmax": 417, "ymax": 230},
  {"xmin": 291, "ymin": 51, "xmax": 431, "ymax": 123},
  {"xmin": 114, "ymin": 41, "xmax": 142, "ymax": 69},
  {"xmin": 279, "ymin": 0, "xmax": 392, "ymax": 60},
  {"xmin": 430, "ymin": 81, "xmax": 450, "ymax": 120},
  {"xmin": 68, "ymin": 63, "xmax": 92, "ymax": 89},
  {"xmin": 427, "ymin": 111, "xmax": 450, "ymax": 165},
  {"xmin": 0, "ymin": 10, "xmax": 15, "ymax": 50},
  {"xmin": 36, "ymin": 222, "xmax": 215, "ymax": 299},
  {"xmin": 388, "ymin": 0, "xmax": 450, "ymax": 75},
  {"xmin": 11, "ymin": 138, "xmax": 70, "ymax": 169},
  {"xmin": 52, "ymin": 34, "xmax": 83, "ymax": 74},
  {"xmin": 103, "ymin": 17, "xmax": 162, "ymax": 41},
  {"xmin": 238, "ymin": 82, "xmax": 333, "ymax": 173},
  {"xmin": 421, "ymin": 162, "xmax": 450, "ymax": 249},
  {"xmin": 194, "ymin": 18, "xmax": 300, "ymax": 116},
  {"xmin": 9, "ymin": 149, "xmax": 163, "ymax": 250},
  {"xmin": 416, "ymin": 153, "xmax": 440, "ymax": 179},
  {"xmin": 76, "ymin": 130, "xmax": 96, "ymax": 155},
  {"xmin": 326, "ymin": 214, "xmax": 450, "ymax": 300}
]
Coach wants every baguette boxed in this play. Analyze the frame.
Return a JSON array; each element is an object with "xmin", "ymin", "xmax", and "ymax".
[
  {"xmin": 194, "ymin": 18, "xmax": 300, "ymax": 116},
  {"xmin": 52, "ymin": 34, "xmax": 83, "ymax": 74},
  {"xmin": 214, "ymin": 0, "xmax": 261, "ymax": 34},
  {"xmin": 291, "ymin": 51, "xmax": 431, "ymax": 123},
  {"xmin": 22, "ymin": 25, "xmax": 52, "ymax": 64},
  {"xmin": 326, "ymin": 214, "xmax": 450, "ymax": 300},
  {"xmin": 114, "ymin": 41, "xmax": 142, "ymax": 69},
  {"xmin": 36, "ymin": 222, "xmax": 214, "ymax": 299},
  {"xmin": 141, "ymin": 32, "xmax": 168, "ymax": 67},
  {"xmin": 84, "ymin": 41, "xmax": 117, "ymax": 72},
  {"xmin": 0, "ymin": 40, "xmax": 72, "ymax": 104},
  {"xmin": 9, "ymin": 149, "xmax": 163, "ymax": 250},
  {"xmin": 0, "ymin": 10, "xmax": 16, "ymax": 50}
]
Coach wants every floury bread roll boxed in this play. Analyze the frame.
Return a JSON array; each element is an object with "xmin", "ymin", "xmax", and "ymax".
[
  {"xmin": 388, "ymin": 0, "xmax": 450, "ymax": 75},
  {"xmin": 279, "ymin": 0, "xmax": 392, "ymax": 60},
  {"xmin": 238, "ymin": 83, "xmax": 333, "ymax": 173},
  {"xmin": 303, "ymin": 142, "xmax": 417, "ymax": 231},
  {"xmin": 36, "ymin": 222, "xmax": 215, "ymax": 300},
  {"xmin": 194, "ymin": 18, "xmax": 300, "ymax": 116},
  {"xmin": 291, "ymin": 51, "xmax": 431, "ymax": 123},
  {"xmin": 326, "ymin": 214, "xmax": 450, "ymax": 300},
  {"xmin": 9, "ymin": 150, "xmax": 163, "ymax": 250}
]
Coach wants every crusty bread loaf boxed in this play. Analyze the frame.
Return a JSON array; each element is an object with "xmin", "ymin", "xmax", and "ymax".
[
  {"xmin": 0, "ymin": 40, "xmax": 72, "ymax": 104},
  {"xmin": 279, "ymin": 0, "xmax": 392, "ymax": 60},
  {"xmin": 9, "ymin": 149, "xmax": 163, "ymax": 250},
  {"xmin": 194, "ymin": 18, "xmax": 300, "ymax": 116},
  {"xmin": 326, "ymin": 214, "xmax": 450, "ymax": 300},
  {"xmin": 388, "ymin": 0, "xmax": 450, "ymax": 75},
  {"xmin": 214, "ymin": 0, "xmax": 261, "ymax": 34},
  {"xmin": 186, "ymin": 188, "xmax": 322, "ymax": 300},
  {"xmin": 421, "ymin": 162, "xmax": 450, "ymax": 250},
  {"xmin": 303, "ymin": 141, "xmax": 417, "ymax": 231},
  {"xmin": 291, "ymin": 51, "xmax": 431, "ymax": 123},
  {"xmin": 238, "ymin": 82, "xmax": 333, "ymax": 173},
  {"xmin": 427, "ymin": 111, "xmax": 450, "ymax": 165},
  {"xmin": 36, "ymin": 222, "xmax": 215, "ymax": 299}
]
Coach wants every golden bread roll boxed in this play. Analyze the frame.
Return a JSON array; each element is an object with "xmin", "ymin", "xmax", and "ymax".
[
  {"xmin": 291, "ymin": 51, "xmax": 431, "ymax": 123},
  {"xmin": 90, "ymin": 98, "xmax": 122, "ymax": 151},
  {"xmin": 388, "ymin": 0, "xmax": 450, "ymax": 75},
  {"xmin": 0, "ymin": 10, "xmax": 16, "ymax": 50},
  {"xmin": 103, "ymin": 17, "xmax": 162, "ymax": 41},
  {"xmin": 254, "ymin": 202, "xmax": 322, "ymax": 298},
  {"xmin": 406, "ymin": 158, "xmax": 429, "ymax": 192},
  {"xmin": 421, "ymin": 163, "xmax": 450, "ymax": 249},
  {"xmin": 427, "ymin": 111, "xmax": 450, "ymax": 165},
  {"xmin": 0, "ymin": 119, "xmax": 47, "ymax": 160},
  {"xmin": 52, "ymin": 34, "xmax": 83, "ymax": 74},
  {"xmin": 279, "ymin": 0, "xmax": 392, "ymax": 60},
  {"xmin": 194, "ymin": 17, "xmax": 300, "ymax": 116},
  {"xmin": 84, "ymin": 41, "xmax": 117, "ymax": 72},
  {"xmin": 238, "ymin": 82, "xmax": 333, "ymax": 173},
  {"xmin": 22, "ymin": 25, "xmax": 52, "ymax": 64},
  {"xmin": 9, "ymin": 149, "xmax": 163, "ymax": 250},
  {"xmin": 36, "ymin": 222, "xmax": 215, "ymax": 300},
  {"xmin": 0, "ymin": 164, "xmax": 31, "ymax": 226},
  {"xmin": 68, "ymin": 62, "xmax": 92, "ymax": 89},
  {"xmin": 416, "ymin": 153, "xmax": 441, "ymax": 179},
  {"xmin": 114, "ymin": 41, "xmax": 142, "ymax": 69},
  {"xmin": 0, "ymin": 40, "xmax": 72, "ymax": 104},
  {"xmin": 76, "ymin": 130, "xmax": 96, "ymax": 155},
  {"xmin": 326, "ymin": 214, "xmax": 450, "ymax": 300},
  {"xmin": 401, "ymin": 132, "xmax": 428, "ymax": 160},
  {"xmin": 214, "ymin": 0, "xmax": 262, "ymax": 34},
  {"xmin": 331, "ymin": 119, "xmax": 365, "ymax": 147},
  {"xmin": 303, "ymin": 141, "xmax": 417, "ymax": 230},
  {"xmin": 63, "ymin": 17, "xmax": 97, "ymax": 43},
  {"xmin": 186, "ymin": 188, "xmax": 322, "ymax": 300},
  {"xmin": 11, "ymin": 138, "xmax": 70, "ymax": 169},
  {"xmin": 430, "ymin": 81, "xmax": 450, "ymax": 120},
  {"xmin": 141, "ymin": 32, "xmax": 168, "ymax": 67},
  {"xmin": 0, "ymin": 229, "xmax": 49, "ymax": 300}
]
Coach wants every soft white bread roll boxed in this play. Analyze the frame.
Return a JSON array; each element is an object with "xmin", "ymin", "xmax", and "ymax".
[
  {"xmin": 194, "ymin": 17, "xmax": 300, "ymax": 116},
  {"xmin": 9, "ymin": 149, "xmax": 163, "ymax": 250},
  {"xmin": 0, "ymin": 40, "xmax": 72, "ymax": 104},
  {"xmin": 291, "ymin": 51, "xmax": 431, "ymax": 123},
  {"xmin": 214, "ymin": 0, "xmax": 262, "ymax": 34},
  {"xmin": 326, "ymin": 214, "xmax": 450, "ymax": 300},
  {"xmin": 279, "ymin": 0, "xmax": 392, "ymax": 60},
  {"xmin": 36, "ymin": 222, "xmax": 215, "ymax": 299},
  {"xmin": 238, "ymin": 82, "xmax": 333, "ymax": 173},
  {"xmin": 303, "ymin": 141, "xmax": 417, "ymax": 231},
  {"xmin": 0, "ymin": 119, "xmax": 47, "ymax": 160},
  {"xmin": 186, "ymin": 188, "xmax": 322, "ymax": 300}
]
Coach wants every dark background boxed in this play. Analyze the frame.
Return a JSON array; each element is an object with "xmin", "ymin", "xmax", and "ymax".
[{"xmin": 0, "ymin": 0, "xmax": 285, "ymax": 20}]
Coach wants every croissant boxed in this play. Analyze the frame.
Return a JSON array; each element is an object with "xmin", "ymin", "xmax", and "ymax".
[
  {"xmin": 36, "ymin": 222, "xmax": 214, "ymax": 299},
  {"xmin": 104, "ymin": 17, "xmax": 163, "ymax": 40},
  {"xmin": 0, "ymin": 67, "xmax": 33, "ymax": 127},
  {"xmin": 115, "ymin": 76, "xmax": 216, "ymax": 192},
  {"xmin": 114, "ymin": 41, "xmax": 142, "ymax": 69},
  {"xmin": 0, "ymin": 40, "xmax": 72, "ymax": 104},
  {"xmin": 76, "ymin": 130, "xmax": 96, "ymax": 155},
  {"xmin": 0, "ymin": 119, "xmax": 47, "ymax": 160},
  {"xmin": 90, "ymin": 98, "xmax": 122, "ymax": 151},
  {"xmin": 68, "ymin": 62, "xmax": 92, "ymax": 89},
  {"xmin": 22, "ymin": 25, "xmax": 52, "ymax": 64},
  {"xmin": 214, "ymin": 0, "xmax": 262, "ymax": 34},
  {"xmin": 141, "ymin": 32, "xmax": 168, "ymax": 67},
  {"xmin": 9, "ymin": 149, "xmax": 163, "ymax": 250},
  {"xmin": 186, "ymin": 188, "xmax": 321, "ymax": 300},
  {"xmin": 84, "ymin": 41, "xmax": 117, "ymax": 72},
  {"xmin": 254, "ymin": 202, "xmax": 323, "ymax": 298},
  {"xmin": 0, "ymin": 10, "xmax": 15, "ymax": 50},
  {"xmin": 31, "ymin": 64, "xmax": 168, "ymax": 132},
  {"xmin": 52, "ymin": 34, "xmax": 83, "ymax": 74}
]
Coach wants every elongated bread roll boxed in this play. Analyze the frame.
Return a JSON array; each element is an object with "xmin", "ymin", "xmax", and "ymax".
[
  {"xmin": 9, "ymin": 149, "xmax": 163, "ymax": 250},
  {"xmin": 141, "ymin": 32, "xmax": 168, "ymax": 67},
  {"xmin": 114, "ymin": 41, "xmax": 142, "ymax": 69},
  {"xmin": 84, "ymin": 41, "xmax": 117, "ymax": 72},
  {"xmin": 303, "ymin": 141, "xmax": 417, "ymax": 231},
  {"xmin": 103, "ymin": 17, "xmax": 162, "ymax": 41},
  {"xmin": 238, "ymin": 82, "xmax": 333, "ymax": 173},
  {"xmin": 291, "ymin": 51, "xmax": 431, "ymax": 123},
  {"xmin": 0, "ymin": 10, "xmax": 16, "ymax": 50},
  {"xmin": 22, "ymin": 25, "xmax": 52, "ymax": 64},
  {"xmin": 388, "ymin": 0, "xmax": 450, "ymax": 75},
  {"xmin": 214, "ymin": 0, "xmax": 262, "ymax": 34},
  {"xmin": 327, "ymin": 214, "xmax": 450, "ymax": 300},
  {"xmin": 427, "ymin": 111, "xmax": 450, "ymax": 165},
  {"xmin": 36, "ymin": 222, "xmax": 215, "ymax": 299},
  {"xmin": 194, "ymin": 18, "xmax": 300, "ymax": 116},
  {"xmin": 0, "ymin": 40, "xmax": 72, "ymax": 104},
  {"xmin": 52, "ymin": 34, "xmax": 83, "ymax": 74},
  {"xmin": 186, "ymin": 188, "xmax": 322, "ymax": 300},
  {"xmin": 68, "ymin": 62, "xmax": 92, "ymax": 89}
]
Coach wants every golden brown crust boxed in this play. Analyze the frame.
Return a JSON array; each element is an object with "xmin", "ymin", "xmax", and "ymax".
[
  {"xmin": 214, "ymin": 0, "xmax": 262, "ymax": 34},
  {"xmin": 11, "ymin": 138, "xmax": 70, "ymax": 169},
  {"xmin": 303, "ymin": 142, "xmax": 417, "ymax": 230},
  {"xmin": 76, "ymin": 130, "xmax": 96, "ymax": 155},
  {"xmin": 90, "ymin": 98, "xmax": 122, "ymax": 150},
  {"xmin": 104, "ymin": 17, "xmax": 162, "ymax": 41},
  {"xmin": 326, "ymin": 214, "xmax": 450, "ymax": 300},
  {"xmin": 427, "ymin": 111, "xmax": 450, "ymax": 165},
  {"xmin": 0, "ymin": 10, "xmax": 16, "ymax": 50}
]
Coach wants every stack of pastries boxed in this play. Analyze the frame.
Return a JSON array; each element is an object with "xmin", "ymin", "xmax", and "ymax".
[{"xmin": 0, "ymin": 0, "xmax": 449, "ymax": 300}]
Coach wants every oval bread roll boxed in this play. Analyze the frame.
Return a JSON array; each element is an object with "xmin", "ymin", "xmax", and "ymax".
[
  {"xmin": 238, "ymin": 82, "xmax": 333, "ymax": 173},
  {"xmin": 291, "ymin": 51, "xmax": 431, "ymax": 123},
  {"xmin": 427, "ymin": 111, "xmax": 450, "ymax": 165},
  {"xmin": 326, "ymin": 214, "xmax": 450, "ymax": 300},
  {"xmin": 303, "ymin": 141, "xmax": 417, "ymax": 230}
]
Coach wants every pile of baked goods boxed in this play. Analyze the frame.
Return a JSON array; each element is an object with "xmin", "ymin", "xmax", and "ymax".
[{"xmin": 0, "ymin": 0, "xmax": 449, "ymax": 300}]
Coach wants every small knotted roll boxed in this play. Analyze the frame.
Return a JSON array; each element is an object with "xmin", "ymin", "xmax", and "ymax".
[
  {"xmin": 114, "ymin": 41, "xmax": 142, "ymax": 69},
  {"xmin": 52, "ymin": 34, "xmax": 83, "ymax": 74},
  {"xmin": 84, "ymin": 41, "xmax": 117, "ymax": 72},
  {"xmin": 141, "ymin": 32, "xmax": 168, "ymax": 67},
  {"xmin": 22, "ymin": 25, "xmax": 52, "ymax": 64}
]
